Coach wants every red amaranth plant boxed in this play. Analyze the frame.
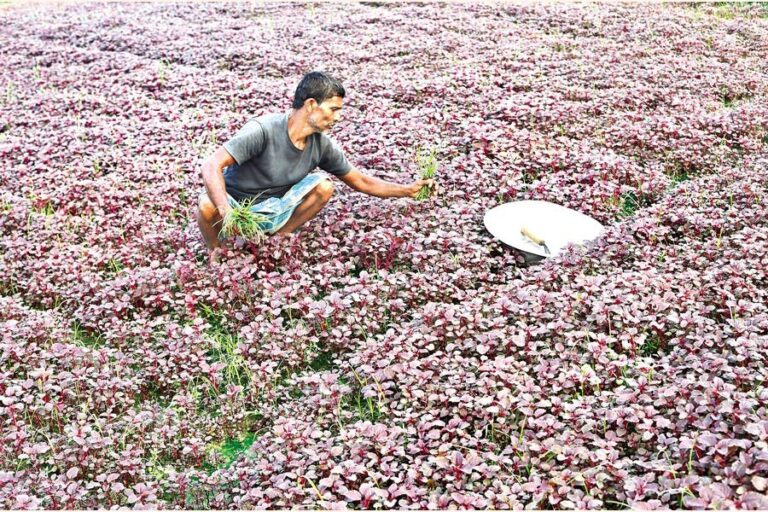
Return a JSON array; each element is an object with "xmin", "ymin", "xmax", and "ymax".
[{"xmin": 1, "ymin": 1, "xmax": 768, "ymax": 509}]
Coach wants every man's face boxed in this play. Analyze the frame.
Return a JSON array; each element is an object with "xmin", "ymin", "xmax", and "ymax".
[{"xmin": 307, "ymin": 96, "xmax": 343, "ymax": 133}]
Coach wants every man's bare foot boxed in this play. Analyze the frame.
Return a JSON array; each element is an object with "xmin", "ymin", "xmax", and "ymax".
[{"xmin": 209, "ymin": 247, "xmax": 223, "ymax": 266}]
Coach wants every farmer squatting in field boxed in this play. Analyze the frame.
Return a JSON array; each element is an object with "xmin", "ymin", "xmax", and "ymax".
[{"xmin": 197, "ymin": 71, "xmax": 437, "ymax": 264}]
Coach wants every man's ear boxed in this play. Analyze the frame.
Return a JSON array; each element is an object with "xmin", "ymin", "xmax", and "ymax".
[{"xmin": 305, "ymin": 98, "xmax": 318, "ymax": 112}]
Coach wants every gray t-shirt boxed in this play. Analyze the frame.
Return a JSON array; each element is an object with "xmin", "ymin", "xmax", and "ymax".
[{"xmin": 222, "ymin": 112, "xmax": 353, "ymax": 202}]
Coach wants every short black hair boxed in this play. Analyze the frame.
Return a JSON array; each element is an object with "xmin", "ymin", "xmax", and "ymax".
[{"xmin": 292, "ymin": 71, "xmax": 345, "ymax": 109}]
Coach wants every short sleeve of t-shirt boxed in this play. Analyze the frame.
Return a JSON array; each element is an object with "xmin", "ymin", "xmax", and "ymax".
[
  {"xmin": 318, "ymin": 137, "xmax": 353, "ymax": 177},
  {"xmin": 223, "ymin": 120, "xmax": 266, "ymax": 165}
]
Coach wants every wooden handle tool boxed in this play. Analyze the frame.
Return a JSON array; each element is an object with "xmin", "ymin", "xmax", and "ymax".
[{"xmin": 521, "ymin": 227, "xmax": 551, "ymax": 255}]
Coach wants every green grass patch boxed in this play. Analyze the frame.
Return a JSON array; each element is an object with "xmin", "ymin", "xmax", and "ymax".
[
  {"xmin": 203, "ymin": 431, "xmax": 259, "ymax": 473},
  {"xmin": 669, "ymin": 167, "xmax": 691, "ymax": 185},
  {"xmin": 342, "ymin": 387, "xmax": 384, "ymax": 422},
  {"xmin": 211, "ymin": 331, "xmax": 252, "ymax": 388},
  {"xmin": 71, "ymin": 321, "xmax": 105, "ymax": 347},
  {"xmin": 713, "ymin": 3, "xmax": 737, "ymax": 19},
  {"xmin": 338, "ymin": 370, "xmax": 387, "ymax": 424},
  {"xmin": 3, "ymin": 81, "xmax": 15, "ymax": 104},
  {"xmin": 717, "ymin": 86, "xmax": 752, "ymax": 108},
  {"xmin": 104, "ymin": 257, "xmax": 124, "ymax": 275},
  {"xmin": 309, "ymin": 350, "xmax": 336, "ymax": 371},
  {"xmin": 32, "ymin": 201, "xmax": 55, "ymax": 216},
  {"xmin": 639, "ymin": 331, "xmax": 668, "ymax": 357},
  {"xmin": 198, "ymin": 304, "xmax": 252, "ymax": 388},
  {"xmin": 218, "ymin": 432, "xmax": 258, "ymax": 464},
  {"xmin": 609, "ymin": 189, "xmax": 655, "ymax": 219},
  {"xmin": 709, "ymin": 2, "xmax": 766, "ymax": 19},
  {"xmin": 199, "ymin": 303, "xmax": 233, "ymax": 335},
  {"xmin": 640, "ymin": 335, "xmax": 661, "ymax": 357},
  {"xmin": 618, "ymin": 191, "xmax": 641, "ymax": 218},
  {"xmin": 521, "ymin": 170, "xmax": 538, "ymax": 185},
  {"xmin": 685, "ymin": 1, "xmax": 768, "ymax": 20},
  {"xmin": 133, "ymin": 380, "xmax": 176, "ymax": 409},
  {"xmin": 482, "ymin": 411, "xmax": 529, "ymax": 456}
]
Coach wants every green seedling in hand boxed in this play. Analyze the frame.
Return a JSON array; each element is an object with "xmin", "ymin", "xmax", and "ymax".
[
  {"xmin": 415, "ymin": 146, "xmax": 438, "ymax": 201},
  {"xmin": 218, "ymin": 198, "xmax": 270, "ymax": 244}
]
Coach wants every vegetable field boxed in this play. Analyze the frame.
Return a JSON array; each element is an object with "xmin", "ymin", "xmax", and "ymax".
[{"xmin": 1, "ymin": 1, "xmax": 768, "ymax": 509}]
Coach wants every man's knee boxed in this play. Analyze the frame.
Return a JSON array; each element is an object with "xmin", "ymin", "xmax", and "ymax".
[
  {"xmin": 314, "ymin": 179, "xmax": 334, "ymax": 200},
  {"xmin": 198, "ymin": 193, "xmax": 219, "ymax": 221}
]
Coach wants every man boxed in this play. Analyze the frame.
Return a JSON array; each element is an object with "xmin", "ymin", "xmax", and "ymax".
[{"xmin": 197, "ymin": 71, "xmax": 436, "ymax": 264}]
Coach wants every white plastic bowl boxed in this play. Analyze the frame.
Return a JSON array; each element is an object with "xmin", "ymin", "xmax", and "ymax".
[{"xmin": 484, "ymin": 200, "xmax": 604, "ymax": 258}]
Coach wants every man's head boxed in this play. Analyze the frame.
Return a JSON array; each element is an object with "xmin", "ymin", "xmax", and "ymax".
[{"xmin": 293, "ymin": 71, "xmax": 345, "ymax": 133}]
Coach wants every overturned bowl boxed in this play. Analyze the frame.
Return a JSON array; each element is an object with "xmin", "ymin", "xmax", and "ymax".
[{"xmin": 484, "ymin": 200, "xmax": 604, "ymax": 259}]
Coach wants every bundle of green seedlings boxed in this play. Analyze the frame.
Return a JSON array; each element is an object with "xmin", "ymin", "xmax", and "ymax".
[
  {"xmin": 415, "ymin": 146, "xmax": 438, "ymax": 201},
  {"xmin": 218, "ymin": 198, "xmax": 270, "ymax": 244}
]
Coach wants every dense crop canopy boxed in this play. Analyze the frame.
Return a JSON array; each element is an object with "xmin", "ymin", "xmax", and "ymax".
[{"xmin": 1, "ymin": 1, "xmax": 767, "ymax": 509}]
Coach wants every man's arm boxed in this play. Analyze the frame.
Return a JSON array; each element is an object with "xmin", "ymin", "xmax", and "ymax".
[
  {"xmin": 338, "ymin": 168, "xmax": 435, "ymax": 199},
  {"xmin": 200, "ymin": 146, "xmax": 237, "ymax": 217}
]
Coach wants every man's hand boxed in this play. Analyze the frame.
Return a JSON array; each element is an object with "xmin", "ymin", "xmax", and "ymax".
[
  {"xmin": 216, "ymin": 203, "xmax": 237, "ymax": 236},
  {"xmin": 407, "ymin": 179, "xmax": 438, "ymax": 199},
  {"xmin": 218, "ymin": 203, "xmax": 233, "ymax": 221},
  {"xmin": 339, "ymin": 169, "xmax": 439, "ymax": 199}
]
